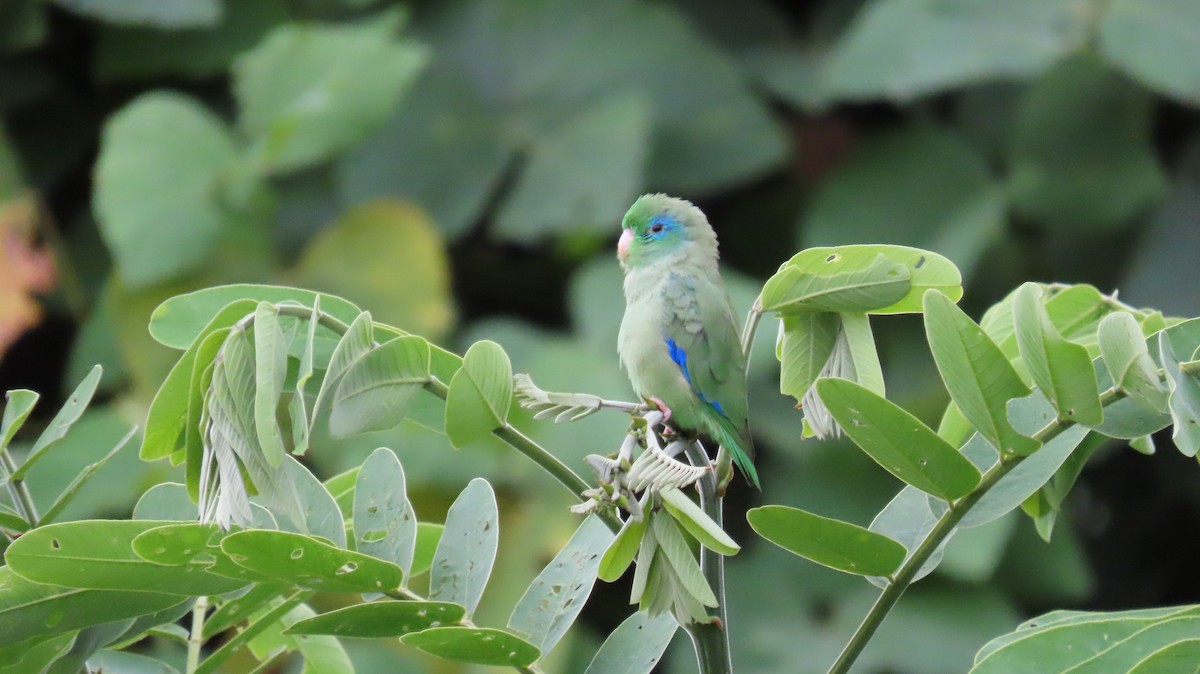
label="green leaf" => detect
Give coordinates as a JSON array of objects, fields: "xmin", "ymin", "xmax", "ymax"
[
  {"xmin": 289, "ymin": 296, "xmax": 320, "ymax": 456},
  {"xmin": 971, "ymin": 605, "xmax": 1200, "ymax": 673},
  {"xmin": 400, "ymin": 627, "xmax": 540, "ymax": 668},
  {"xmin": 650, "ymin": 513, "xmax": 717, "ymax": 608},
  {"xmin": 330, "ymin": 336, "xmax": 431, "ymax": 437},
  {"xmin": 8, "ymin": 365, "xmax": 101, "ymax": 480},
  {"xmin": 429, "ymin": 478, "xmax": 498, "ymax": 617},
  {"xmin": 202, "ymin": 583, "xmax": 287, "ymax": 640},
  {"xmin": 777, "ymin": 311, "xmax": 839, "ymax": 402},
  {"xmin": 279, "ymin": 455, "xmax": 346, "ymax": 548},
  {"xmin": 598, "ymin": 516, "xmax": 647, "ymax": 583},
  {"xmin": 86, "ymin": 650, "xmax": 180, "ymax": 674},
  {"xmin": 1100, "ymin": 0, "xmax": 1200, "ymax": 107},
  {"xmin": 221, "ymin": 529, "xmax": 404, "ymax": 593},
  {"xmin": 243, "ymin": 602, "xmax": 352, "ymax": 674},
  {"xmin": 310, "ymin": 312, "xmax": 374, "ymax": 438},
  {"xmin": 866, "ymin": 486, "xmax": 950, "ymax": 589},
  {"xmin": 284, "ymin": 600, "xmax": 466, "ymax": 638},
  {"xmin": 94, "ymin": 92, "xmax": 242, "ymax": 286},
  {"xmin": 5, "ymin": 520, "xmax": 245, "ymax": 595},
  {"xmin": 816, "ymin": 378, "xmax": 981, "ymax": 500},
  {"xmin": 496, "ymin": 92, "xmax": 652, "ymax": 243},
  {"xmin": 777, "ymin": 245, "xmax": 963, "ymax": 314},
  {"xmin": 325, "ymin": 467, "xmax": 358, "ymax": 520},
  {"xmin": 132, "ymin": 483, "xmax": 194, "ymax": 521},
  {"xmin": 747, "ymin": 505, "xmax": 906, "ymax": 577},
  {"xmin": 0, "ymin": 389, "xmax": 38, "ymax": 451},
  {"xmin": 445, "ymin": 341, "xmax": 513, "ymax": 448},
  {"xmin": 353, "ymin": 448, "xmax": 417, "ymax": 576},
  {"xmin": 0, "ymin": 568, "xmax": 182, "ymax": 648},
  {"xmin": 1099, "ymin": 311, "xmax": 1168, "ymax": 412},
  {"xmin": 150, "ymin": 285, "xmax": 362, "ymax": 350},
  {"xmin": 233, "ymin": 15, "xmax": 427, "ymax": 172},
  {"xmin": 761, "ymin": 253, "xmax": 911, "ymax": 314},
  {"xmin": 659, "ymin": 487, "xmax": 739, "ymax": 555},
  {"xmin": 1158, "ymin": 333, "xmax": 1200, "ymax": 457},
  {"xmin": 0, "ymin": 634, "xmax": 74, "ymax": 673},
  {"xmin": 841, "ymin": 312, "xmax": 885, "ymax": 395},
  {"xmin": 509, "ymin": 515, "xmax": 614, "ymax": 654},
  {"xmin": 803, "ymin": 125, "xmax": 1002, "ymax": 278},
  {"xmin": 924, "ymin": 290, "xmax": 1039, "ymax": 456},
  {"xmin": 823, "ymin": 0, "xmax": 1084, "ymax": 101},
  {"xmin": 252, "ymin": 303, "xmax": 287, "ymax": 467},
  {"xmin": 1012, "ymin": 283, "xmax": 1103, "ymax": 425},
  {"xmin": 47, "ymin": 0, "xmax": 220, "ymax": 28},
  {"xmin": 958, "ymin": 425, "xmax": 1090, "ymax": 528},
  {"xmin": 1128, "ymin": 638, "xmax": 1200, "ymax": 673},
  {"xmin": 141, "ymin": 299, "xmax": 257, "ymax": 461},
  {"xmin": 1009, "ymin": 55, "xmax": 1167, "ymax": 231},
  {"xmin": 185, "ymin": 328, "xmax": 229, "ymax": 499},
  {"xmin": 290, "ymin": 200, "xmax": 455, "ymax": 339},
  {"xmin": 584, "ymin": 611, "xmax": 677, "ymax": 674}
]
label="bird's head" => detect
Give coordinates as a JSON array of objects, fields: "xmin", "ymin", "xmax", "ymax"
[{"xmin": 617, "ymin": 194, "xmax": 718, "ymax": 270}]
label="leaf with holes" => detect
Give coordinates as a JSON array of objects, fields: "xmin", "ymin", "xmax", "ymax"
[
  {"xmin": 5, "ymin": 520, "xmax": 245, "ymax": 595},
  {"xmin": 509, "ymin": 516, "xmax": 613, "ymax": 654},
  {"xmin": 773, "ymin": 245, "xmax": 962, "ymax": 315},
  {"xmin": 401, "ymin": 627, "xmax": 540, "ymax": 668},
  {"xmin": 353, "ymin": 448, "xmax": 417, "ymax": 576},
  {"xmin": 747, "ymin": 505, "xmax": 906, "ymax": 577},
  {"xmin": 285, "ymin": 600, "xmax": 465, "ymax": 638},
  {"xmin": 429, "ymin": 478, "xmax": 498, "ymax": 617},
  {"xmin": 761, "ymin": 253, "xmax": 911, "ymax": 314},
  {"xmin": 221, "ymin": 529, "xmax": 404, "ymax": 593},
  {"xmin": 445, "ymin": 341, "xmax": 513, "ymax": 448},
  {"xmin": 585, "ymin": 610, "xmax": 678, "ymax": 674},
  {"xmin": 816, "ymin": 378, "xmax": 981, "ymax": 501}
]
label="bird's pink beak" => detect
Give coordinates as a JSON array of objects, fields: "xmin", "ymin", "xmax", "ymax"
[{"xmin": 617, "ymin": 228, "xmax": 633, "ymax": 261}]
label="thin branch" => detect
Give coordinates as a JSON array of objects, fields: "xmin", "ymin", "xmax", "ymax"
[
  {"xmin": 423, "ymin": 377, "xmax": 622, "ymax": 533},
  {"xmin": 187, "ymin": 596, "xmax": 209, "ymax": 674},
  {"xmin": 0, "ymin": 451, "xmax": 38, "ymax": 525},
  {"xmin": 681, "ymin": 440, "xmax": 732, "ymax": 674}
]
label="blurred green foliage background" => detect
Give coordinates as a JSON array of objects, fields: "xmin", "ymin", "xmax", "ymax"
[{"xmin": 2, "ymin": 0, "xmax": 1200, "ymax": 671}]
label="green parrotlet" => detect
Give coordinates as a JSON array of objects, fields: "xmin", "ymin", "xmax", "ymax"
[{"xmin": 616, "ymin": 194, "xmax": 758, "ymax": 488}]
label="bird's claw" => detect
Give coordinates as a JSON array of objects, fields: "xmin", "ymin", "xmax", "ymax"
[{"xmin": 648, "ymin": 396, "xmax": 673, "ymax": 424}]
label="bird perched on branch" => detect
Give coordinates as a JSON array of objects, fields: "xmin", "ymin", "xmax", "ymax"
[{"xmin": 616, "ymin": 194, "xmax": 758, "ymax": 488}]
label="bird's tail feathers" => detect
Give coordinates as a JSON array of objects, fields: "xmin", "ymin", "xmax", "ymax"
[{"xmin": 708, "ymin": 408, "xmax": 759, "ymax": 489}]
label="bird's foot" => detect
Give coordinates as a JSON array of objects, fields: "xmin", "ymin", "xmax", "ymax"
[{"xmin": 648, "ymin": 396, "xmax": 673, "ymax": 424}]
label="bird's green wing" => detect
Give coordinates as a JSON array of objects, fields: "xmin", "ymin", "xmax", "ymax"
[{"xmin": 662, "ymin": 272, "xmax": 758, "ymax": 487}]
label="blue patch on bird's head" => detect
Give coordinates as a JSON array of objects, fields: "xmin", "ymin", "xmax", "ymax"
[{"xmin": 644, "ymin": 213, "xmax": 679, "ymax": 241}]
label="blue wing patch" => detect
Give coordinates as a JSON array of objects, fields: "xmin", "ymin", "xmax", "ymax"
[
  {"xmin": 665, "ymin": 338, "xmax": 726, "ymax": 417},
  {"xmin": 666, "ymin": 338, "xmax": 692, "ymax": 384}
]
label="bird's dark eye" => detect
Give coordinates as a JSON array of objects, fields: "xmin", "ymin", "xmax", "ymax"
[{"xmin": 650, "ymin": 223, "xmax": 664, "ymax": 234}]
